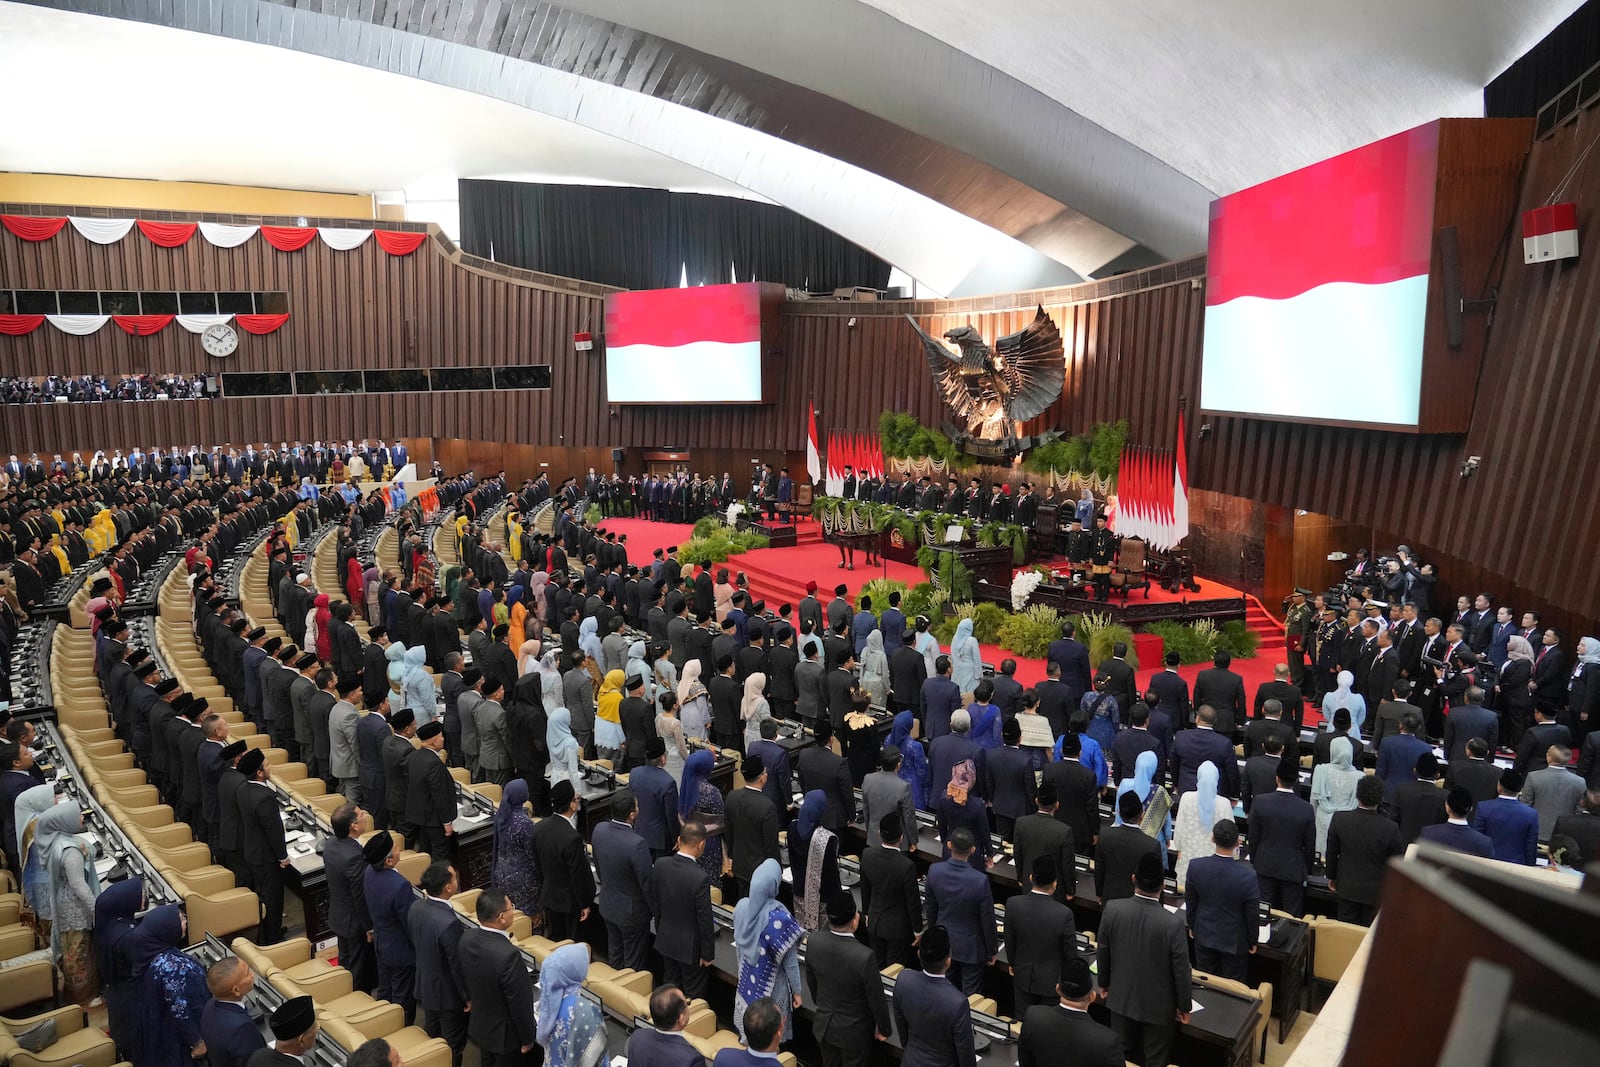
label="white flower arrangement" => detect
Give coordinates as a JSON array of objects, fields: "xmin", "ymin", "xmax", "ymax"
[
  {"xmin": 724, "ymin": 502, "xmax": 746, "ymax": 526},
  {"xmin": 1011, "ymin": 568, "xmax": 1044, "ymax": 611}
]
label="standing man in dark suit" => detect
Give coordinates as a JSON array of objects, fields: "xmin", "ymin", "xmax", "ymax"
[
  {"xmin": 1514, "ymin": 706, "xmax": 1572, "ymax": 777},
  {"xmin": 859, "ymin": 814, "xmax": 922, "ymax": 967},
  {"xmin": 405, "ymin": 723, "xmax": 456, "ymax": 860},
  {"xmin": 1012, "ymin": 783, "xmax": 1078, "ymax": 903},
  {"xmin": 1245, "ymin": 699, "xmax": 1297, "ymax": 760},
  {"xmin": 1247, "ymin": 760, "xmax": 1317, "ymax": 915},
  {"xmin": 920, "ymin": 655, "xmax": 964, "ymax": 740},
  {"xmin": 806, "ymin": 892, "xmax": 892, "ymax": 1067},
  {"xmin": 1446, "ymin": 736, "xmax": 1503, "ymax": 804},
  {"xmin": 530, "ymin": 780, "xmax": 595, "ymax": 940},
  {"xmin": 1325, "ymin": 775, "xmax": 1401, "ymax": 925},
  {"xmin": 1005, "ymin": 857, "xmax": 1077, "ymax": 1010},
  {"xmin": 625, "ymin": 986, "xmax": 707, "ymax": 1067},
  {"xmin": 925, "ymin": 828, "xmax": 997, "ymax": 996},
  {"xmin": 199, "ymin": 957, "xmax": 267, "ymax": 1067},
  {"xmin": 1241, "ymin": 735, "xmax": 1287, "ymax": 814},
  {"xmin": 796, "ymin": 719, "xmax": 855, "ymax": 831},
  {"xmin": 362, "ymin": 831, "xmax": 417, "ymax": 1025},
  {"xmin": 725, "ymin": 755, "xmax": 783, "ymax": 901},
  {"xmin": 984, "ymin": 717, "xmax": 1035, "ymax": 841},
  {"xmin": 1393, "ymin": 752, "xmax": 1448, "ymax": 846},
  {"xmin": 1312, "ymin": 708, "xmax": 1356, "ymax": 769},
  {"xmin": 1183, "ymin": 820, "xmax": 1259, "ymax": 981},
  {"xmin": 1097, "ymin": 853, "xmax": 1192, "ymax": 1067},
  {"xmin": 409, "ymin": 862, "xmax": 470, "ymax": 1065},
  {"xmin": 649, "ymin": 822, "xmax": 716, "ymax": 999},
  {"xmin": 1172, "ymin": 705, "xmax": 1239, "ymax": 796},
  {"xmin": 1532, "ymin": 628, "xmax": 1570, "ymax": 722},
  {"xmin": 382, "ymin": 709, "xmax": 418, "ymax": 841},
  {"xmin": 1016, "ymin": 956, "xmax": 1123, "ymax": 1067},
  {"xmin": 1096, "ymin": 793, "xmax": 1161, "ymax": 903},
  {"xmin": 629, "ymin": 738, "xmax": 680, "ymax": 857},
  {"xmin": 1253, "ymin": 662, "xmax": 1305, "ymax": 731},
  {"xmin": 1046, "ymin": 621, "xmax": 1093, "ymax": 709},
  {"xmin": 747, "ymin": 719, "xmax": 794, "ymax": 830},
  {"xmin": 1042, "ymin": 733, "xmax": 1101, "ymax": 855},
  {"xmin": 1098, "ymin": 644, "xmax": 1138, "ymax": 724},
  {"xmin": 892, "ymin": 927, "xmax": 976, "ymax": 1067},
  {"xmin": 1444, "ymin": 686, "xmax": 1498, "ymax": 763},
  {"xmin": 457, "ymin": 889, "xmax": 539, "ymax": 1066},
  {"xmin": 324, "ymin": 803, "xmax": 377, "ymax": 993},
  {"xmin": 1147, "ymin": 653, "xmax": 1192, "ymax": 730},
  {"xmin": 888, "ymin": 633, "xmax": 928, "ymax": 715},
  {"xmin": 592, "ymin": 789, "xmax": 655, "ymax": 972},
  {"xmin": 767, "ymin": 625, "xmax": 800, "ymax": 721},
  {"xmin": 1112, "ymin": 704, "xmax": 1164, "ymax": 786},
  {"xmin": 1193, "ymin": 653, "xmax": 1247, "ymax": 737},
  {"xmin": 1375, "ymin": 710, "xmax": 1432, "ymax": 798},
  {"xmin": 249, "ymin": 996, "xmax": 320, "ymax": 1067},
  {"xmin": 235, "ymin": 748, "xmax": 289, "ymax": 944},
  {"xmin": 1418, "ymin": 788, "xmax": 1497, "ymax": 858}
]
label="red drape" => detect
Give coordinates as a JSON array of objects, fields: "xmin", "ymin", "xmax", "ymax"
[
  {"xmin": 374, "ymin": 230, "xmax": 427, "ymax": 255},
  {"xmin": 234, "ymin": 313, "xmax": 289, "ymax": 334},
  {"xmin": 0, "ymin": 216, "xmax": 67, "ymax": 242},
  {"xmin": 260, "ymin": 226, "xmax": 317, "ymax": 251},
  {"xmin": 135, "ymin": 220, "xmax": 197, "ymax": 247},
  {"xmin": 0, "ymin": 314, "xmax": 46, "ymax": 335},
  {"xmin": 112, "ymin": 314, "xmax": 175, "ymax": 335}
]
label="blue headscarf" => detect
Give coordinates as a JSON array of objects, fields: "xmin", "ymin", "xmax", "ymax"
[
  {"xmin": 733, "ymin": 859, "xmax": 786, "ymax": 967},
  {"xmin": 1195, "ymin": 760, "xmax": 1220, "ymax": 829},
  {"xmin": 1114, "ymin": 750, "xmax": 1160, "ymax": 825},
  {"xmin": 889, "ymin": 710, "xmax": 916, "ymax": 751},
  {"xmin": 496, "ymin": 779, "xmax": 530, "ymax": 839},
  {"xmin": 680, "ymin": 749, "xmax": 715, "ymax": 821},
  {"xmin": 95, "ymin": 876, "xmax": 145, "ymax": 980},
  {"xmin": 796, "ymin": 790, "xmax": 827, "ymax": 846},
  {"xmin": 535, "ymin": 942, "xmax": 590, "ymax": 1045},
  {"xmin": 547, "ymin": 708, "xmax": 578, "ymax": 768},
  {"xmin": 126, "ymin": 904, "xmax": 186, "ymax": 977},
  {"xmin": 952, "ymin": 618, "xmax": 975, "ymax": 652}
]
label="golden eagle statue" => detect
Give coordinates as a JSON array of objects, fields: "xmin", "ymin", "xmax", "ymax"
[{"xmin": 906, "ymin": 307, "xmax": 1064, "ymax": 441}]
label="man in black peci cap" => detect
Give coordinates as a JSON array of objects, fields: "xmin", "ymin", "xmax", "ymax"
[
  {"xmin": 1096, "ymin": 852, "xmax": 1192, "ymax": 1067},
  {"xmin": 407, "ymin": 721, "xmax": 456, "ymax": 860},
  {"xmin": 805, "ymin": 890, "xmax": 891, "ymax": 1066},
  {"xmin": 246, "ymin": 994, "xmax": 318, "ymax": 1065},
  {"xmin": 363, "ymin": 830, "xmax": 418, "ymax": 1025},
  {"xmin": 236, "ymin": 747, "xmax": 290, "ymax": 944},
  {"xmin": 1016, "ymin": 954, "xmax": 1122, "ymax": 1067},
  {"xmin": 892, "ymin": 925, "xmax": 974, "ymax": 1067}
]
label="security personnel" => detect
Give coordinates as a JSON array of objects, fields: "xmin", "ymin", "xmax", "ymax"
[{"xmin": 1284, "ymin": 588, "xmax": 1313, "ymax": 691}]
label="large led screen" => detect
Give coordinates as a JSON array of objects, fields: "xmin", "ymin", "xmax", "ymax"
[
  {"xmin": 1200, "ymin": 122, "xmax": 1440, "ymax": 427},
  {"xmin": 604, "ymin": 283, "xmax": 765, "ymax": 403}
]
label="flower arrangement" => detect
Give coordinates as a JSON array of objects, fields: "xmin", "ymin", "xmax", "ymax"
[{"xmin": 1011, "ymin": 568, "xmax": 1044, "ymax": 610}]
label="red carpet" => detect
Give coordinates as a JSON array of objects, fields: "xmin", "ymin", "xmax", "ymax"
[{"xmin": 593, "ymin": 516, "xmax": 1302, "ymax": 717}]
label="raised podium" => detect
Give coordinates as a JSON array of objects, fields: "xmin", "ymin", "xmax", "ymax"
[{"xmin": 926, "ymin": 542, "xmax": 1014, "ymax": 590}]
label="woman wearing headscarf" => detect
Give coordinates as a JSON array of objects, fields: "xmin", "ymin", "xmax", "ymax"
[
  {"xmin": 1499, "ymin": 635, "xmax": 1537, "ymax": 746},
  {"xmin": 657, "ymin": 692, "xmax": 688, "ymax": 783},
  {"xmin": 888, "ymin": 710, "xmax": 931, "ymax": 808},
  {"xmin": 578, "ymin": 617, "xmax": 604, "ymax": 673},
  {"xmin": 385, "ymin": 640, "xmax": 410, "ymax": 698},
  {"xmin": 1113, "ymin": 749, "xmax": 1173, "ymax": 852},
  {"xmin": 1311, "ymin": 736, "xmax": 1364, "ymax": 855},
  {"xmin": 935, "ymin": 759, "xmax": 991, "ymax": 870},
  {"xmin": 13, "ymin": 783, "xmax": 56, "ymax": 915},
  {"xmin": 492, "ymin": 779, "xmax": 543, "ymax": 922},
  {"xmin": 528, "ymin": 571, "xmax": 550, "ymax": 629},
  {"xmin": 1172, "ymin": 761, "xmax": 1233, "ymax": 889},
  {"xmin": 680, "ymin": 749, "xmax": 725, "ymax": 881},
  {"xmin": 95, "ymin": 877, "xmax": 145, "ymax": 1055},
  {"xmin": 677, "ymin": 659, "xmax": 711, "ymax": 742},
  {"xmin": 537, "ymin": 649, "xmax": 564, "ymax": 712},
  {"xmin": 741, "ymin": 672, "xmax": 771, "ymax": 749},
  {"xmin": 547, "ymin": 708, "xmax": 582, "ymax": 787},
  {"xmin": 732, "ymin": 859, "xmax": 803, "ymax": 1044},
  {"xmin": 626, "ymin": 640, "xmax": 655, "ymax": 703},
  {"xmin": 508, "ymin": 585, "xmax": 528, "ymax": 644},
  {"xmin": 714, "ymin": 569, "xmax": 736, "ymax": 622},
  {"xmin": 518, "ymin": 639, "xmax": 543, "ymax": 678},
  {"xmin": 789, "ymin": 791, "xmax": 841, "ymax": 931},
  {"xmin": 595, "ymin": 669, "xmax": 627, "ymax": 763},
  {"xmin": 950, "ymin": 617, "xmax": 983, "ymax": 701},
  {"xmin": 1570, "ymin": 636, "xmax": 1600, "ymax": 746},
  {"xmin": 402, "ymin": 644, "xmax": 436, "ymax": 718},
  {"xmin": 1321, "ymin": 669, "xmax": 1367, "ymax": 739},
  {"xmin": 125, "ymin": 905, "xmax": 210, "ymax": 1067},
  {"xmin": 536, "ymin": 942, "xmax": 606, "ymax": 1067},
  {"xmin": 859, "ymin": 629, "xmax": 889, "ymax": 709},
  {"xmin": 309, "ymin": 593, "xmax": 332, "ymax": 662},
  {"xmin": 38, "ymin": 805, "xmax": 102, "ymax": 1002},
  {"xmin": 364, "ymin": 564, "xmax": 383, "ymax": 625}
]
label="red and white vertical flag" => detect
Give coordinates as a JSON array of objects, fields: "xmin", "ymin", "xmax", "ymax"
[
  {"xmin": 1173, "ymin": 409, "xmax": 1190, "ymax": 546},
  {"xmin": 806, "ymin": 408, "xmax": 822, "ymax": 486}
]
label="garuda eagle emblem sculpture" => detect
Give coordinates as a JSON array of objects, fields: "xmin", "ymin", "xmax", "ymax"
[{"xmin": 906, "ymin": 306, "xmax": 1065, "ymax": 442}]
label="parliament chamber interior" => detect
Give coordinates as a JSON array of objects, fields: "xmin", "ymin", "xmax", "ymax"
[{"xmin": 3, "ymin": 2, "xmax": 1600, "ymax": 1066}]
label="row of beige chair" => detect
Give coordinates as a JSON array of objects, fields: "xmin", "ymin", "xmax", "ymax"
[
  {"xmin": 49, "ymin": 617, "xmax": 263, "ymax": 947},
  {"xmin": 0, "ymin": 1003, "xmax": 131, "ymax": 1067},
  {"xmin": 0, "ymin": 895, "xmax": 54, "ymax": 1017},
  {"xmin": 232, "ymin": 937, "xmax": 449, "ymax": 1067}
]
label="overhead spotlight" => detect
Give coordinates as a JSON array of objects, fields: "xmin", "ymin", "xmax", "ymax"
[{"xmin": 847, "ymin": 317, "xmax": 857, "ymax": 328}]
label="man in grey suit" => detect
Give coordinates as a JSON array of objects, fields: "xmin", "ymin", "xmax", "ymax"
[
  {"xmin": 1520, "ymin": 744, "xmax": 1586, "ymax": 840},
  {"xmin": 861, "ymin": 747, "xmax": 918, "ymax": 851},
  {"xmin": 805, "ymin": 892, "xmax": 892, "ymax": 1067},
  {"xmin": 1097, "ymin": 852, "xmax": 1192, "ymax": 1067}
]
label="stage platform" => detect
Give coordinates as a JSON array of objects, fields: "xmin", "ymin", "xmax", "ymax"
[{"xmin": 587, "ymin": 516, "xmax": 1294, "ymax": 701}]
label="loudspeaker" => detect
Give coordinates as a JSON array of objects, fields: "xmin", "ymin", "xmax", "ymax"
[{"xmin": 611, "ymin": 448, "xmax": 625, "ymax": 463}]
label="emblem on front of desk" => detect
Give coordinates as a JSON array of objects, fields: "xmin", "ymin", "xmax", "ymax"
[{"xmin": 888, "ymin": 527, "xmax": 906, "ymax": 549}]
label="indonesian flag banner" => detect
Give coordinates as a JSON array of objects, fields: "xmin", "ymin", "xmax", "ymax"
[
  {"xmin": 0, "ymin": 313, "xmax": 287, "ymax": 337},
  {"xmin": 1173, "ymin": 409, "xmax": 1190, "ymax": 547},
  {"xmin": 806, "ymin": 408, "xmax": 822, "ymax": 486},
  {"xmin": 1110, "ymin": 411, "xmax": 1189, "ymax": 549},
  {"xmin": 0, "ymin": 214, "xmax": 429, "ymax": 255},
  {"xmin": 824, "ymin": 431, "xmax": 844, "ymax": 497}
]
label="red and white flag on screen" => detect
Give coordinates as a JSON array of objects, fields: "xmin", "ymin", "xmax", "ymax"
[
  {"xmin": 1173, "ymin": 410, "xmax": 1189, "ymax": 546},
  {"xmin": 806, "ymin": 409, "xmax": 821, "ymax": 486}
]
